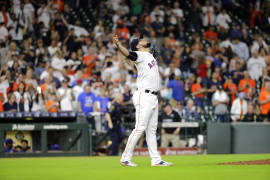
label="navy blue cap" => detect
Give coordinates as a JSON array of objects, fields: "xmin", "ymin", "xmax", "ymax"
[
  {"xmin": 130, "ymin": 34, "xmax": 144, "ymax": 51},
  {"xmin": 5, "ymin": 138, "xmax": 13, "ymax": 144}
]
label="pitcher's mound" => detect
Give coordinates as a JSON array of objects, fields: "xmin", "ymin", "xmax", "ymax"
[{"xmin": 219, "ymin": 159, "xmax": 270, "ymax": 165}]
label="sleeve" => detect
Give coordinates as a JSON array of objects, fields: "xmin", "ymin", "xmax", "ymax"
[{"xmin": 127, "ymin": 51, "xmax": 138, "ymax": 61}]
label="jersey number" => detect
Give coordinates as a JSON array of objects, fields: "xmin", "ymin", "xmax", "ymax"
[{"xmin": 148, "ymin": 60, "xmax": 157, "ymax": 69}]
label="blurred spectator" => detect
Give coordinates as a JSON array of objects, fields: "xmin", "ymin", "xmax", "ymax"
[
  {"xmin": 167, "ymin": 75, "xmax": 184, "ymax": 107},
  {"xmin": 105, "ymin": 93, "xmax": 124, "ymax": 155},
  {"xmin": 160, "ymin": 103, "xmax": 181, "ymax": 148},
  {"xmin": 212, "ymin": 85, "xmax": 229, "ymax": 122},
  {"xmin": 77, "ymin": 85, "xmax": 96, "ymax": 116},
  {"xmin": 215, "ymin": 9, "xmax": 231, "ymax": 31},
  {"xmin": 14, "ymin": 82, "xmax": 28, "ymax": 112},
  {"xmin": 238, "ymin": 71, "xmax": 256, "ymax": 94},
  {"xmin": 3, "ymin": 93, "xmax": 17, "ymax": 112},
  {"xmin": 242, "ymin": 103, "xmax": 258, "ymax": 122},
  {"xmin": 230, "ymin": 92, "xmax": 248, "ymax": 122},
  {"xmin": 203, "ymin": 26, "xmax": 218, "ymax": 42},
  {"xmin": 202, "ymin": 0, "xmax": 216, "ymax": 27},
  {"xmin": 192, "ymin": 77, "xmax": 206, "ymax": 108},
  {"xmin": 122, "ymin": 85, "xmax": 132, "ymax": 105},
  {"xmin": 45, "ymin": 93, "xmax": 59, "ymax": 112},
  {"xmin": 4, "ymin": 138, "xmax": 14, "ymax": 153},
  {"xmin": 7, "ymin": 12, "xmax": 24, "ymax": 42},
  {"xmin": 0, "ymin": 22, "xmax": 8, "ymax": 42},
  {"xmin": 95, "ymin": 88, "xmax": 110, "ymax": 114},
  {"xmin": 20, "ymin": 139, "xmax": 32, "ymax": 153},
  {"xmin": 258, "ymin": 80, "xmax": 270, "ymax": 121},
  {"xmin": 247, "ymin": 49, "xmax": 266, "ymax": 81},
  {"xmin": 223, "ymin": 76, "xmax": 238, "ymax": 103},
  {"xmin": 57, "ymin": 78, "xmax": 74, "ymax": 111},
  {"xmin": 232, "ymin": 37, "xmax": 249, "ymax": 61},
  {"xmin": 182, "ymin": 99, "xmax": 200, "ymax": 122}
]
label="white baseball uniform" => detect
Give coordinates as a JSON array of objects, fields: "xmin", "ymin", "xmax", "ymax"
[{"xmin": 120, "ymin": 51, "xmax": 162, "ymax": 165}]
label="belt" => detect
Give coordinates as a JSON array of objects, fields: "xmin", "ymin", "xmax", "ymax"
[{"xmin": 144, "ymin": 89, "xmax": 158, "ymax": 95}]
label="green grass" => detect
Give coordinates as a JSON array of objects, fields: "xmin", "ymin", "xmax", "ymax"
[{"xmin": 0, "ymin": 154, "xmax": 270, "ymax": 180}]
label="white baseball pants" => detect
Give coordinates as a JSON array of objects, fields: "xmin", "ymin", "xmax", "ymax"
[{"xmin": 120, "ymin": 90, "xmax": 161, "ymax": 165}]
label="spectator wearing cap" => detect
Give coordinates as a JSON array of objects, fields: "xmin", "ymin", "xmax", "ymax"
[
  {"xmin": 4, "ymin": 138, "xmax": 14, "ymax": 153},
  {"xmin": 57, "ymin": 78, "xmax": 74, "ymax": 111},
  {"xmin": 230, "ymin": 92, "xmax": 248, "ymax": 122},
  {"xmin": 212, "ymin": 85, "xmax": 229, "ymax": 122},
  {"xmin": 3, "ymin": 93, "xmax": 17, "ymax": 112},
  {"xmin": 258, "ymin": 80, "xmax": 270, "ymax": 121},
  {"xmin": 247, "ymin": 49, "xmax": 266, "ymax": 81},
  {"xmin": 238, "ymin": 71, "xmax": 256, "ymax": 94},
  {"xmin": 160, "ymin": 103, "xmax": 181, "ymax": 148}
]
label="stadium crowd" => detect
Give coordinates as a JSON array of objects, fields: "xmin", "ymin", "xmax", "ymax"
[{"xmin": 0, "ymin": 0, "xmax": 269, "ymax": 127}]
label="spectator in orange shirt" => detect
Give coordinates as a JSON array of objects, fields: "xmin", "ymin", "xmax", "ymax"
[
  {"xmin": 114, "ymin": 20, "xmax": 130, "ymax": 41},
  {"xmin": 223, "ymin": 76, "xmax": 238, "ymax": 103},
  {"xmin": 238, "ymin": 71, "xmax": 256, "ymax": 94},
  {"xmin": 258, "ymin": 80, "xmax": 270, "ymax": 122},
  {"xmin": 191, "ymin": 76, "xmax": 206, "ymax": 108},
  {"xmin": 203, "ymin": 26, "xmax": 218, "ymax": 42},
  {"xmin": 46, "ymin": 93, "xmax": 59, "ymax": 112},
  {"xmin": 83, "ymin": 47, "xmax": 98, "ymax": 75},
  {"xmin": 0, "ymin": 93, "xmax": 4, "ymax": 112}
]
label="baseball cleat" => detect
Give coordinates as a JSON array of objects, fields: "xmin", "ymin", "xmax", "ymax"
[
  {"xmin": 152, "ymin": 161, "xmax": 173, "ymax": 167},
  {"xmin": 120, "ymin": 161, "xmax": 138, "ymax": 167}
]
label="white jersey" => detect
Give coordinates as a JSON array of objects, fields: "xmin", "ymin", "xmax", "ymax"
[{"xmin": 133, "ymin": 51, "xmax": 160, "ymax": 92}]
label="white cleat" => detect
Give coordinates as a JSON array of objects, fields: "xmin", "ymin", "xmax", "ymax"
[
  {"xmin": 120, "ymin": 161, "xmax": 138, "ymax": 167},
  {"xmin": 152, "ymin": 161, "xmax": 173, "ymax": 167}
]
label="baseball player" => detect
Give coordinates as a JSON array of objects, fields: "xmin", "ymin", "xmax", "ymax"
[{"xmin": 113, "ymin": 34, "xmax": 173, "ymax": 167}]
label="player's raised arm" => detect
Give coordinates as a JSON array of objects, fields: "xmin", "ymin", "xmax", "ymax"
[{"xmin": 113, "ymin": 35, "xmax": 137, "ymax": 61}]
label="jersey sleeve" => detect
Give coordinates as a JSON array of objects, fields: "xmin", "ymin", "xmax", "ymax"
[
  {"xmin": 128, "ymin": 51, "xmax": 144, "ymax": 63},
  {"xmin": 127, "ymin": 51, "xmax": 138, "ymax": 61}
]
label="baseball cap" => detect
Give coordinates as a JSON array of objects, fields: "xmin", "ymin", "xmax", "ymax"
[
  {"xmin": 130, "ymin": 34, "xmax": 144, "ymax": 51},
  {"xmin": 76, "ymin": 79, "xmax": 83, "ymax": 84},
  {"xmin": 5, "ymin": 138, "xmax": 13, "ymax": 144}
]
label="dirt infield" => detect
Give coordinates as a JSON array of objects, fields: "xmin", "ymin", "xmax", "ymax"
[{"xmin": 219, "ymin": 159, "xmax": 270, "ymax": 165}]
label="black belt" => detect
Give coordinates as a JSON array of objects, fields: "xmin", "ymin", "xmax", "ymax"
[{"xmin": 144, "ymin": 89, "xmax": 158, "ymax": 95}]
